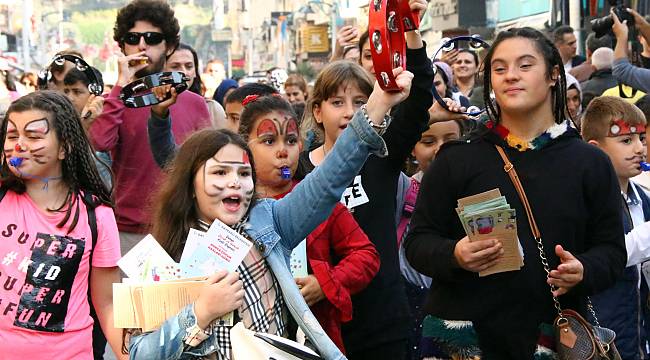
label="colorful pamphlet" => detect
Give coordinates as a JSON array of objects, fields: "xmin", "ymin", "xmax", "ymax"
[{"xmin": 456, "ymin": 189, "xmax": 524, "ymax": 276}]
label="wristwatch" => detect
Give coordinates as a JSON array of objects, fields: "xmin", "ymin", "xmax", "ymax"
[
  {"xmin": 183, "ymin": 307, "xmax": 212, "ymax": 347},
  {"xmin": 183, "ymin": 322, "xmax": 211, "ymax": 347},
  {"xmin": 360, "ymin": 104, "xmax": 392, "ymax": 136}
]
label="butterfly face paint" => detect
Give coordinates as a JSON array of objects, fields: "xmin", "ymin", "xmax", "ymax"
[
  {"xmin": 3, "ymin": 110, "xmax": 63, "ymax": 187},
  {"xmin": 193, "ymin": 144, "xmax": 255, "ymax": 226},
  {"xmin": 248, "ymin": 111, "xmax": 300, "ymax": 190}
]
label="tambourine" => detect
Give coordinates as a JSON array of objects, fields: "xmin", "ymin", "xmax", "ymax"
[
  {"xmin": 37, "ymin": 54, "xmax": 103, "ymax": 95},
  {"xmin": 368, "ymin": 0, "xmax": 420, "ymax": 91},
  {"xmin": 432, "ymin": 35, "xmax": 490, "ymax": 117},
  {"xmin": 119, "ymin": 71, "xmax": 189, "ymax": 108}
]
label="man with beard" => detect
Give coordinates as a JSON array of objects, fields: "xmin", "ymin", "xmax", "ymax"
[{"xmin": 88, "ymin": 0, "xmax": 210, "ymax": 254}]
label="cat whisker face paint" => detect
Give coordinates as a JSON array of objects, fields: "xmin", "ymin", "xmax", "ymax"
[
  {"xmin": 3, "ymin": 110, "xmax": 64, "ymax": 186},
  {"xmin": 193, "ymin": 144, "xmax": 256, "ymax": 226}
]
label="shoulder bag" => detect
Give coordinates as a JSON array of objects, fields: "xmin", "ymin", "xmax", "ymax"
[{"xmin": 495, "ymin": 145, "xmax": 621, "ymax": 360}]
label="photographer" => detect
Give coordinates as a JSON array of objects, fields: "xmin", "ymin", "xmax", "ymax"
[{"xmin": 612, "ymin": 7, "xmax": 650, "ymax": 92}]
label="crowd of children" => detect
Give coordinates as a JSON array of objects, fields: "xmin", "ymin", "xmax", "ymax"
[{"xmin": 2, "ymin": 0, "xmax": 650, "ymax": 360}]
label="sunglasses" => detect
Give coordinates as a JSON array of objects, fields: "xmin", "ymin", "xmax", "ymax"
[{"xmin": 123, "ymin": 32, "xmax": 165, "ymax": 46}]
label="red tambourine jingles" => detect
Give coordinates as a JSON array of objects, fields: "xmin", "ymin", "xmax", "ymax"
[{"xmin": 369, "ymin": 0, "xmax": 420, "ymax": 91}]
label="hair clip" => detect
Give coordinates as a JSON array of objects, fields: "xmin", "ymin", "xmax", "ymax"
[{"xmin": 242, "ymin": 94, "xmax": 261, "ymax": 106}]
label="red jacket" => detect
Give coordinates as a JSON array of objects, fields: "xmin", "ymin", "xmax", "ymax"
[{"xmin": 274, "ymin": 183, "xmax": 380, "ymax": 352}]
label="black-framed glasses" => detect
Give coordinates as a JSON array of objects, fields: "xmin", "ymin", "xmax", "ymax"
[{"xmin": 123, "ymin": 32, "xmax": 165, "ymax": 46}]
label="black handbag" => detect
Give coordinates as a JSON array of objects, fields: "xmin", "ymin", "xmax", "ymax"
[{"xmin": 495, "ymin": 145, "xmax": 621, "ymax": 360}]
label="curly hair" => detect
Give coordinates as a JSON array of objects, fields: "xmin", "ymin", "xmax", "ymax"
[
  {"xmin": 113, "ymin": 0, "xmax": 180, "ymax": 52},
  {"xmin": 0, "ymin": 91, "xmax": 113, "ymax": 233}
]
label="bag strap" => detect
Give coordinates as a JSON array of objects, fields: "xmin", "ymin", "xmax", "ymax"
[{"xmin": 494, "ymin": 145, "xmax": 565, "ymax": 318}]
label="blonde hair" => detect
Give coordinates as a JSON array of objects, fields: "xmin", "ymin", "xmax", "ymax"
[
  {"xmin": 301, "ymin": 61, "xmax": 373, "ymax": 143},
  {"xmin": 581, "ymin": 96, "xmax": 646, "ymax": 141}
]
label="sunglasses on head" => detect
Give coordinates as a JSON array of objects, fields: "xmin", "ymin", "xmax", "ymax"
[{"xmin": 123, "ymin": 32, "xmax": 165, "ymax": 46}]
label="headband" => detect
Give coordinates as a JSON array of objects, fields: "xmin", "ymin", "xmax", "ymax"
[
  {"xmin": 431, "ymin": 36, "xmax": 491, "ymax": 117},
  {"xmin": 368, "ymin": 0, "xmax": 420, "ymax": 91},
  {"xmin": 119, "ymin": 71, "xmax": 190, "ymax": 108},
  {"xmin": 608, "ymin": 118, "xmax": 647, "ymax": 137},
  {"xmin": 37, "ymin": 54, "xmax": 103, "ymax": 95}
]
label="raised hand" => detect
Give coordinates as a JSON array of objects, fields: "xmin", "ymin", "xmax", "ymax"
[
  {"xmin": 440, "ymin": 49, "xmax": 459, "ymax": 66},
  {"xmin": 409, "ymin": 0, "xmax": 427, "ymax": 21},
  {"xmin": 116, "ymin": 51, "xmax": 149, "ymax": 87},
  {"xmin": 611, "ymin": 8, "xmax": 629, "ymax": 41},
  {"xmin": 80, "ymin": 94, "xmax": 105, "ymax": 132},
  {"xmin": 151, "ymin": 84, "xmax": 179, "ymax": 118},
  {"xmin": 365, "ymin": 67, "xmax": 414, "ymax": 123}
]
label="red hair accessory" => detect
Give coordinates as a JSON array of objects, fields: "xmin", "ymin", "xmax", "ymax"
[
  {"xmin": 608, "ymin": 119, "xmax": 646, "ymax": 137},
  {"xmin": 242, "ymin": 94, "xmax": 260, "ymax": 106},
  {"xmin": 369, "ymin": 0, "xmax": 420, "ymax": 91}
]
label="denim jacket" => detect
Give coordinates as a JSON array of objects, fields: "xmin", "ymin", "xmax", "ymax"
[{"xmin": 128, "ymin": 110, "xmax": 388, "ymax": 360}]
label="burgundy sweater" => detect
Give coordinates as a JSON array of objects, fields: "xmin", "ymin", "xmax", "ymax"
[{"xmin": 89, "ymin": 85, "xmax": 210, "ymax": 233}]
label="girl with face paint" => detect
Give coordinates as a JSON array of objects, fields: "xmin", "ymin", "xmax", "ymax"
[
  {"xmin": 238, "ymin": 94, "xmax": 380, "ymax": 352},
  {"xmin": 131, "ymin": 66, "xmax": 413, "ymax": 360},
  {"xmin": 0, "ymin": 91, "xmax": 125, "ymax": 359}
]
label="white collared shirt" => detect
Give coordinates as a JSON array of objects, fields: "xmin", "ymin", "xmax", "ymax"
[{"xmin": 624, "ymin": 182, "xmax": 649, "ymax": 267}]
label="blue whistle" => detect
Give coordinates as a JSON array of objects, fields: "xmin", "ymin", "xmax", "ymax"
[
  {"xmin": 641, "ymin": 162, "xmax": 650, "ymax": 172},
  {"xmin": 9, "ymin": 157, "xmax": 23, "ymax": 167},
  {"xmin": 280, "ymin": 166, "xmax": 291, "ymax": 179}
]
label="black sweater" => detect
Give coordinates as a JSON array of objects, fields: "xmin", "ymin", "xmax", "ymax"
[
  {"xmin": 296, "ymin": 46, "xmax": 433, "ymax": 352},
  {"xmin": 404, "ymin": 126, "xmax": 626, "ymax": 353}
]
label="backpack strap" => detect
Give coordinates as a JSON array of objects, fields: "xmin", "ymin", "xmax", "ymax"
[{"xmin": 82, "ymin": 192, "xmax": 98, "ymax": 269}]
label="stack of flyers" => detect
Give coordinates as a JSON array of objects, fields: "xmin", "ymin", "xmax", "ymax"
[
  {"xmin": 179, "ymin": 219, "xmax": 253, "ymax": 277},
  {"xmin": 117, "ymin": 235, "xmax": 183, "ymax": 282},
  {"xmin": 456, "ymin": 189, "xmax": 524, "ymax": 276}
]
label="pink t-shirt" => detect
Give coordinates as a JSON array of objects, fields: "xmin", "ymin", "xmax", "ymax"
[{"xmin": 0, "ymin": 190, "xmax": 120, "ymax": 359}]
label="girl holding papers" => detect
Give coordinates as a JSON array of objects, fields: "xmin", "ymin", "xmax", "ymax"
[{"xmin": 127, "ymin": 68, "xmax": 413, "ymax": 359}]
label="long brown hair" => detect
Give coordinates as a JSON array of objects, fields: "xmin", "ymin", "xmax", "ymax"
[
  {"xmin": 301, "ymin": 60, "xmax": 373, "ymax": 143},
  {"xmin": 151, "ymin": 129, "xmax": 256, "ymax": 259}
]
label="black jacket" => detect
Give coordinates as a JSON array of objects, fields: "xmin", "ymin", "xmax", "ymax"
[
  {"xmin": 295, "ymin": 45, "xmax": 434, "ymax": 354},
  {"xmin": 404, "ymin": 125, "xmax": 626, "ymax": 356},
  {"xmin": 581, "ymin": 69, "xmax": 618, "ymax": 108}
]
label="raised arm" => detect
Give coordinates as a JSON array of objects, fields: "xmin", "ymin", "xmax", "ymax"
[
  {"xmin": 383, "ymin": 20, "xmax": 434, "ymax": 171},
  {"xmin": 88, "ymin": 86, "xmax": 125, "ymax": 152},
  {"xmin": 147, "ymin": 86, "xmax": 182, "ymax": 168},
  {"xmin": 271, "ymin": 69, "xmax": 413, "ymax": 248}
]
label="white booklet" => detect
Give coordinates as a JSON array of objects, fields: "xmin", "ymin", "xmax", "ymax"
[{"xmin": 180, "ymin": 219, "xmax": 253, "ymax": 277}]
